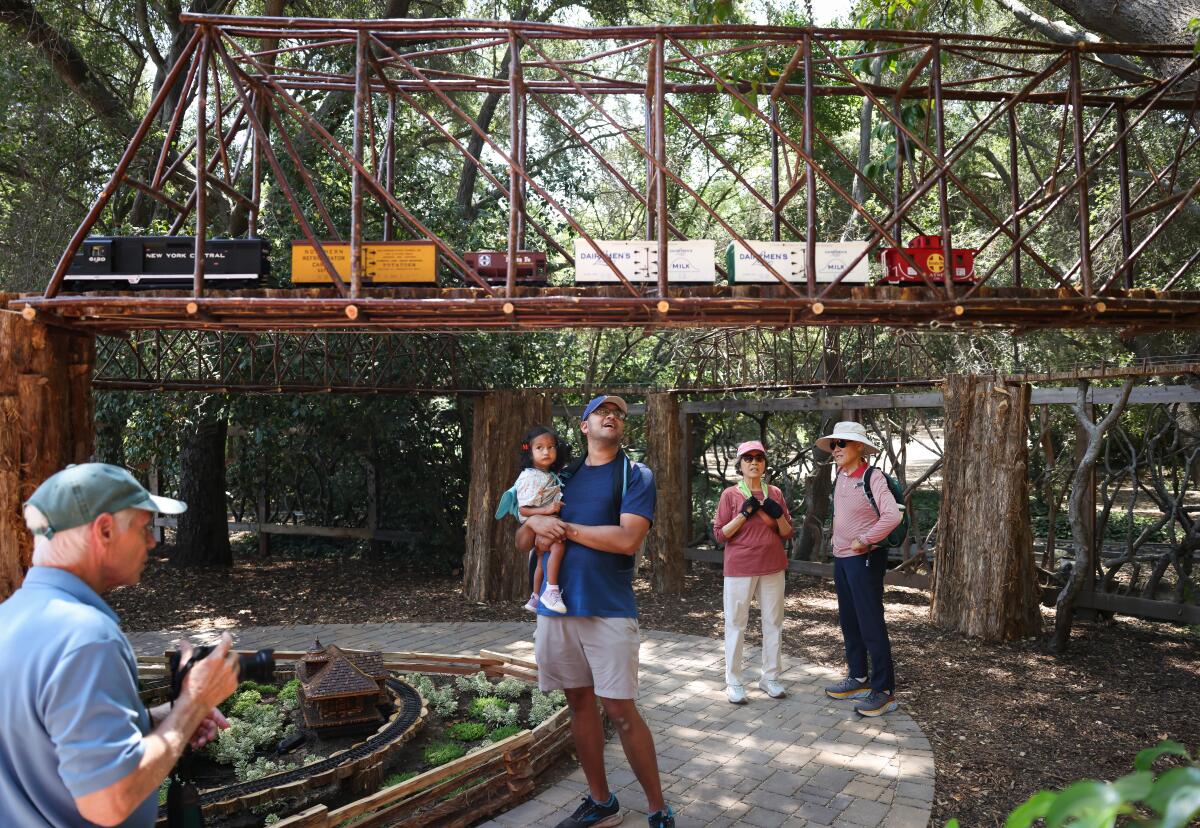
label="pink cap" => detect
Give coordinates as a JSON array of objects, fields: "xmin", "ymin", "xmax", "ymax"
[{"xmin": 736, "ymin": 440, "xmax": 766, "ymax": 458}]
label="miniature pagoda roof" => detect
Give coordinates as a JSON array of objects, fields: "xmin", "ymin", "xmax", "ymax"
[{"xmin": 299, "ymin": 643, "xmax": 386, "ymax": 701}]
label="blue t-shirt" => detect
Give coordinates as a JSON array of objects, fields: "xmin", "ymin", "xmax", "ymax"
[
  {"xmin": 0, "ymin": 567, "xmax": 156, "ymax": 827},
  {"xmin": 537, "ymin": 455, "xmax": 656, "ymax": 618}
]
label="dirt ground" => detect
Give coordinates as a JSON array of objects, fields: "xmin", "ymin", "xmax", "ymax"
[{"xmin": 109, "ymin": 553, "xmax": 1200, "ymax": 826}]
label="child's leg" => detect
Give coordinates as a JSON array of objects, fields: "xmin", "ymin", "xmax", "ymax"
[
  {"xmin": 531, "ymin": 552, "xmax": 545, "ymax": 594},
  {"xmin": 545, "ymin": 540, "xmax": 566, "ymax": 586}
]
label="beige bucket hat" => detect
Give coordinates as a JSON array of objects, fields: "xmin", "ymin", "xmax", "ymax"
[{"xmin": 815, "ymin": 421, "xmax": 882, "ymax": 455}]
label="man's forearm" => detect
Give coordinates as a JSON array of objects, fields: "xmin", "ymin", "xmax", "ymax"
[
  {"xmin": 564, "ymin": 523, "xmax": 641, "ymax": 555},
  {"xmin": 75, "ymin": 701, "xmax": 210, "ymax": 825}
]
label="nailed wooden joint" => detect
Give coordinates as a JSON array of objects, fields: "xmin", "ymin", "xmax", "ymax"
[
  {"xmin": 954, "ymin": 304, "xmax": 964, "ymax": 316},
  {"xmin": 20, "ymin": 305, "xmax": 36, "ymax": 321},
  {"xmin": 186, "ymin": 301, "xmax": 199, "ymax": 315},
  {"xmin": 1094, "ymin": 301, "xmax": 1106, "ymax": 313},
  {"xmin": 656, "ymin": 300, "xmax": 669, "ymax": 314},
  {"xmin": 502, "ymin": 302, "xmax": 515, "ymax": 314},
  {"xmin": 345, "ymin": 304, "xmax": 359, "ymax": 320},
  {"xmin": 811, "ymin": 302, "xmax": 824, "ymax": 316}
]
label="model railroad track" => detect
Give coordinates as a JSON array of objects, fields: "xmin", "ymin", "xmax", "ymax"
[{"xmin": 164, "ymin": 678, "xmax": 422, "ymax": 811}]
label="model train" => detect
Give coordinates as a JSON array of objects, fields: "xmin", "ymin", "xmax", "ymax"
[{"xmin": 61, "ymin": 234, "xmax": 976, "ymax": 289}]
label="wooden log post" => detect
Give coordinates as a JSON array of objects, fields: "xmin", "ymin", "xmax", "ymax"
[
  {"xmin": 644, "ymin": 392, "xmax": 685, "ymax": 593},
  {"xmin": 0, "ymin": 300, "xmax": 95, "ymax": 601},
  {"xmin": 463, "ymin": 390, "xmax": 550, "ymax": 602},
  {"xmin": 930, "ymin": 375, "xmax": 1041, "ymax": 640}
]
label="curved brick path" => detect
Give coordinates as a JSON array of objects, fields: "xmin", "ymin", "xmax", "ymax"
[{"xmin": 128, "ymin": 623, "xmax": 933, "ymax": 828}]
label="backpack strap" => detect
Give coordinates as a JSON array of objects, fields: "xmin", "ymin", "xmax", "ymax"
[
  {"xmin": 561, "ymin": 449, "xmax": 632, "ymax": 525},
  {"xmin": 861, "ymin": 466, "xmax": 882, "ymax": 518}
]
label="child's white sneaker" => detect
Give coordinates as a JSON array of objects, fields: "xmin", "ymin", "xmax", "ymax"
[
  {"xmin": 539, "ymin": 586, "xmax": 568, "ymax": 614},
  {"xmin": 523, "ymin": 592, "xmax": 539, "ymax": 613}
]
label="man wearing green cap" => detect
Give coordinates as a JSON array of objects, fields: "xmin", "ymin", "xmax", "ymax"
[{"xmin": 0, "ymin": 463, "xmax": 240, "ymax": 827}]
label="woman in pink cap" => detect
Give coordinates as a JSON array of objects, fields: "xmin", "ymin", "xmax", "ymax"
[{"xmin": 712, "ymin": 440, "xmax": 793, "ymax": 704}]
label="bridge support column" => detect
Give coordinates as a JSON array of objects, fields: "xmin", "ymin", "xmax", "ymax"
[
  {"xmin": 931, "ymin": 375, "xmax": 1040, "ymax": 640},
  {"xmin": 0, "ymin": 300, "xmax": 94, "ymax": 601},
  {"xmin": 463, "ymin": 390, "xmax": 550, "ymax": 602},
  {"xmin": 645, "ymin": 393, "xmax": 685, "ymax": 593}
]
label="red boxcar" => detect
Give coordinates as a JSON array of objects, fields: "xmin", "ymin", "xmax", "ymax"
[
  {"xmin": 880, "ymin": 235, "xmax": 977, "ymax": 284},
  {"xmin": 464, "ymin": 251, "xmax": 548, "ymax": 286}
]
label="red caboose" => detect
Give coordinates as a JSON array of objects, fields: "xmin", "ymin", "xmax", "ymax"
[{"xmin": 880, "ymin": 235, "xmax": 977, "ymax": 284}]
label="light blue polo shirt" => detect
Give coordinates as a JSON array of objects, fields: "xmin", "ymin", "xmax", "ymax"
[{"xmin": 0, "ymin": 567, "xmax": 156, "ymax": 827}]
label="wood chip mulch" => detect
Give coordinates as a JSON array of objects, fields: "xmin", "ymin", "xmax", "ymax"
[{"xmin": 109, "ymin": 553, "xmax": 1200, "ymax": 826}]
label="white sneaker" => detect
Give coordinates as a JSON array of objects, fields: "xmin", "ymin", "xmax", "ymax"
[
  {"xmin": 759, "ymin": 678, "xmax": 787, "ymax": 699},
  {"xmin": 539, "ymin": 586, "xmax": 568, "ymax": 614},
  {"xmin": 726, "ymin": 684, "xmax": 748, "ymax": 704},
  {"xmin": 523, "ymin": 592, "xmax": 539, "ymax": 613}
]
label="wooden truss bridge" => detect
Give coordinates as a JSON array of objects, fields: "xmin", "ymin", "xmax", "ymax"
[{"xmin": 10, "ymin": 16, "xmax": 1200, "ymax": 332}]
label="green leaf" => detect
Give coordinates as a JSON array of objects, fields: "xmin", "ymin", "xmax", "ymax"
[
  {"xmin": 1159, "ymin": 787, "xmax": 1200, "ymax": 828},
  {"xmin": 1134, "ymin": 740, "xmax": 1192, "ymax": 772},
  {"xmin": 1111, "ymin": 770, "xmax": 1154, "ymax": 801},
  {"xmin": 1044, "ymin": 780, "xmax": 1121, "ymax": 827},
  {"xmin": 1005, "ymin": 790, "xmax": 1057, "ymax": 828},
  {"xmin": 945, "ymin": 821, "xmax": 960, "ymax": 828},
  {"xmin": 1146, "ymin": 767, "xmax": 1200, "ymax": 813}
]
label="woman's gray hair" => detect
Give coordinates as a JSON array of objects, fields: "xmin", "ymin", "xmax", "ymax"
[{"xmin": 26, "ymin": 505, "xmax": 140, "ymax": 567}]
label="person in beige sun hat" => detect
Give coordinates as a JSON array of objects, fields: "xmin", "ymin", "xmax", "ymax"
[{"xmin": 815, "ymin": 421, "xmax": 902, "ymax": 718}]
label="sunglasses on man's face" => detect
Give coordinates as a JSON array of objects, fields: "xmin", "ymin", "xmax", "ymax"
[
  {"xmin": 741, "ymin": 453, "xmax": 766, "ymax": 463},
  {"xmin": 592, "ymin": 406, "xmax": 626, "ymax": 421}
]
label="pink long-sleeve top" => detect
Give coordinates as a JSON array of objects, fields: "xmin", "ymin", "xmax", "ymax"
[
  {"xmin": 831, "ymin": 463, "xmax": 902, "ymax": 557},
  {"xmin": 713, "ymin": 483, "xmax": 792, "ymax": 577}
]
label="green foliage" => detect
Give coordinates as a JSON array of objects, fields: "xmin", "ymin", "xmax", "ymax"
[
  {"xmin": 945, "ymin": 741, "xmax": 1200, "ymax": 828},
  {"xmin": 423, "ymin": 741, "xmax": 467, "ymax": 767},
  {"xmin": 263, "ymin": 815, "xmax": 281, "ymax": 826},
  {"xmin": 487, "ymin": 724, "xmax": 523, "ymax": 742},
  {"xmin": 382, "ymin": 771, "xmax": 418, "ymax": 788},
  {"xmin": 235, "ymin": 756, "xmax": 299, "ymax": 784},
  {"xmin": 404, "ymin": 673, "xmax": 460, "ymax": 718},
  {"xmin": 238, "ymin": 681, "xmax": 281, "ymax": 696},
  {"xmin": 493, "ymin": 678, "xmax": 528, "ymax": 700},
  {"xmin": 229, "ymin": 689, "xmax": 264, "ymax": 719},
  {"xmin": 205, "ymin": 700, "xmax": 288, "ymax": 766},
  {"xmin": 454, "ymin": 671, "xmax": 494, "ymax": 696},
  {"xmin": 447, "ymin": 721, "xmax": 488, "ymax": 742},
  {"xmin": 527, "ymin": 689, "xmax": 567, "ymax": 728},
  {"xmin": 277, "ymin": 679, "xmax": 301, "ymax": 710}
]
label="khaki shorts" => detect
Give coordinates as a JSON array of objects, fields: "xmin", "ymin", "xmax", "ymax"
[{"xmin": 534, "ymin": 615, "xmax": 640, "ymax": 700}]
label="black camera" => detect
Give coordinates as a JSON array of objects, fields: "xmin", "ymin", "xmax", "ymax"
[{"xmin": 168, "ymin": 645, "xmax": 276, "ymax": 701}]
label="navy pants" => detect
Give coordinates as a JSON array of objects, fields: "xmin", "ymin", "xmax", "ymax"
[{"xmin": 833, "ymin": 547, "xmax": 895, "ymax": 694}]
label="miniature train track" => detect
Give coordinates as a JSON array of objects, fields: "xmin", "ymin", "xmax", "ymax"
[{"xmin": 175, "ymin": 677, "xmax": 422, "ymax": 811}]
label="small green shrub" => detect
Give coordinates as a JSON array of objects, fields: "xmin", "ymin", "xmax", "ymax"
[
  {"xmin": 229, "ymin": 689, "xmax": 264, "ymax": 719},
  {"xmin": 238, "ymin": 680, "xmax": 281, "ymax": 696},
  {"xmin": 527, "ymin": 689, "xmax": 566, "ymax": 727},
  {"xmin": 454, "ymin": 671, "xmax": 493, "ymax": 695},
  {"xmin": 263, "ymin": 814, "xmax": 281, "ymax": 826},
  {"xmin": 468, "ymin": 696, "xmax": 506, "ymax": 719},
  {"xmin": 404, "ymin": 673, "xmax": 460, "ymax": 718},
  {"xmin": 423, "ymin": 741, "xmax": 466, "ymax": 767},
  {"xmin": 234, "ymin": 756, "xmax": 298, "ymax": 783},
  {"xmin": 447, "ymin": 721, "xmax": 487, "ymax": 742},
  {"xmin": 382, "ymin": 771, "xmax": 418, "ymax": 788},
  {"xmin": 481, "ymin": 701, "xmax": 518, "ymax": 727},
  {"xmin": 493, "ymin": 678, "xmax": 527, "ymax": 700},
  {"xmin": 487, "ymin": 724, "xmax": 523, "ymax": 743},
  {"xmin": 277, "ymin": 678, "xmax": 301, "ymax": 706}
]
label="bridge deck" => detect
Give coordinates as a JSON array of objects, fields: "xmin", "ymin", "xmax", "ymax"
[{"xmin": 11, "ymin": 285, "xmax": 1200, "ymax": 333}]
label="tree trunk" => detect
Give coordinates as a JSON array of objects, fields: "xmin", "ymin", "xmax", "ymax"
[
  {"xmin": 931, "ymin": 376, "xmax": 1041, "ymax": 641},
  {"xmin": 0, "ymin": 302, "xmax": 95, "ymax": 600},
  {"xmin": 1052, "ymin": 378, "xmax": 1135, "ymax": 652},
  {"xmin": 797, "ymin": 410, "xmax": 840, "ymax": 562},
  {"xmin": 462, "ymin": 390, "xmax": 550, "ymax": 602},
  {"xmin": 172, "ymin": 396, "xmax": 232, "ymax": 568},
  {"xmin": 644, "ymin": 393, "xmax": 685, "ymax": 593}
]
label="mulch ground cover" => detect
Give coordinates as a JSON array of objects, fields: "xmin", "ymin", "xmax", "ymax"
[{"xmin": 110, "ymin": 552, "xmax": 1200, "ymax": 826}]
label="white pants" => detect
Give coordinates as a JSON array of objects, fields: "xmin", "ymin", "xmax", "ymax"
[{"xmin": 723, "ymin": 570, "xmax": 786, "ymax": 687}]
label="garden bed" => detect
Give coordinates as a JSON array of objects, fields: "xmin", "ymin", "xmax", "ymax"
[{"xmin": 138, "ymin": 649, "xmax": 573, "ymax": 827}]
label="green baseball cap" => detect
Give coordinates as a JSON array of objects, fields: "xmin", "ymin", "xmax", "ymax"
[{"xmin": 25, "ymin": 463, "xmax": 187, "ymax": 539}]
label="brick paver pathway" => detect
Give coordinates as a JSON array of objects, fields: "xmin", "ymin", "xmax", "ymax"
[{"xmin": 128, "ymin": 623, "xmax": 933, "ymax": 828}]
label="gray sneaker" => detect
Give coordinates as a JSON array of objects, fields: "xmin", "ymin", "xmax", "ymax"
[
  {"xmin": 824, "ymin": 677, "xmax": 871, "ymax": 700},
  {"xmin": 854, "ymin": 690, "xmax": 899, "ymax": 717}
]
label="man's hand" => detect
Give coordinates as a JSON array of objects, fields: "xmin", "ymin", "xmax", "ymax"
[
  {"xmin": 189, "ymin": 708, "xmax": 230, "ymax": 750},
  {"xmin": 177, "ymin": 633, "xmax": 240, "ymax": 712},
  {"xmin": 761, "ymin": 498, "xmax": 784, "ymax": 519},
  {"xmin": 526, "ymin": 514, "xmax": 567, "ymax": 541}
]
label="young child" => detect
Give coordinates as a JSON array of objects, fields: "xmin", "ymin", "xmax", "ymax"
[{"xmin": 514, "ymin": 426, "xmax": 571, "ymax": 614}]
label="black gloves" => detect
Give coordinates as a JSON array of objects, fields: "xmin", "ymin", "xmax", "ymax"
[
  {"xmin": 739, "ymin": 496, "xmax": 761, "ymax": 518},
  {"xmin": 761, "ymin": 497, "xmax": 784, "ymax": 519}
]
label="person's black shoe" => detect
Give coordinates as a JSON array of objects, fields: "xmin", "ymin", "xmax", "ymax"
[
  {"xmin": 648, "ymin": 805, "xmax": 676, "ymax": 827},
  {"xmin": 554, "ymin": 793, "xmax": 623, "ymax": 828}
]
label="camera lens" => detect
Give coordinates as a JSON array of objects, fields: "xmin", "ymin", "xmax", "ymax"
[{"xmin": 237, "ymin": 649, "xmax": 276, "ymax": 684}]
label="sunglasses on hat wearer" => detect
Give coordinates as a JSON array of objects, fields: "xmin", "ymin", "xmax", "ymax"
[
  {"xmin": 741, "ymin": 453, "xmax": 766, "ymax": 463},
  {"xmin": 831, "ymin": 440, "xmax": 852, "ymax": 449},
  {"xmin": 591, "ymin": 405, "xmax": 626, "ymax": 421}
]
